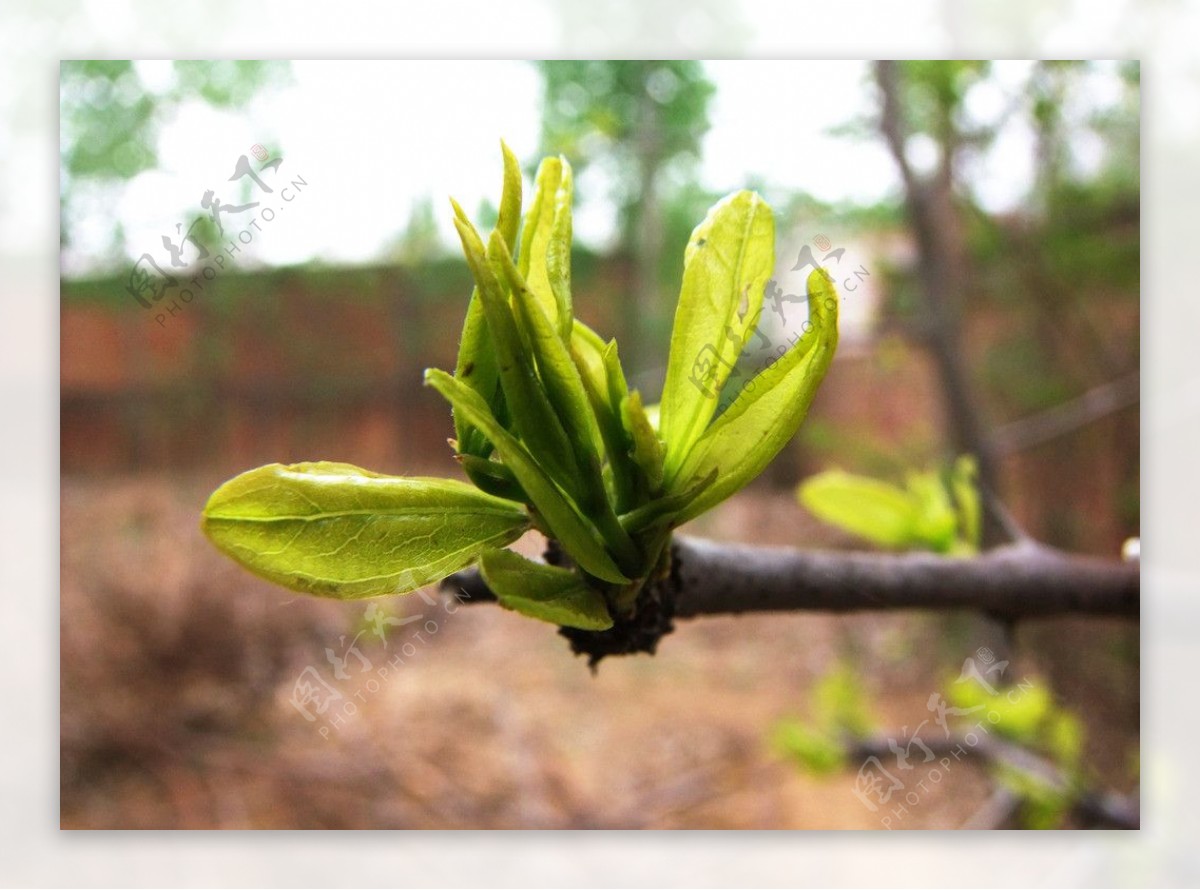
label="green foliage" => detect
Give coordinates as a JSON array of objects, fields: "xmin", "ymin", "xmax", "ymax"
[
  {"xmin": 171, "ymin": 60, "xmax": 289, "ymax": 108},
  {"xmin": 771, "ymin": 720, "xmax": 846, "ymax": 776},
  {"xmin": 812, "ymin": 663, "xmax": 873, "ymax": 738},
  {"xmin": 797, "ymin": 455, "xmax": 980, "ymax": 554},
  {"xmin": 771, "ymin": 663, "xmax": 870, "ymax": 776},
  {"xmin": 775, "ymin": 664, "xmax": 1089, "ymax": 828},
  {"xmin": 946, "ymin": 677, "xmax": 1082, "ymax": 767},
  {"xmin": 535, "ymin": 60, "xmax": 715, "ymax": 264},
  {"xmin": 660, "ymin": 190, "xmax": 776, "ymax": 477},
  {"xmin": 60, "ymin": 61, "xmax": 158, "ymax": 181},
  {"xmin": 203, "ymin": 145, "xmax": 839, "ymax": 632},
  {"xmin": 946, "ymin": 675, "xmax": 1086, "ymax": 829},
  {"xmin": 61, "ymin": 60, "xmax": 290, "ymax": 181},
  {"xmin": 60, "ymin": 61, "xmax": 291, "ymax": 262},
  {"xmin": 951, "ymin": 679, "xmax": 1051, "ymax": 742},
  {"xmin": 895, "ymin": 60, "xmax": 992, "ymax": 142},
  {"xmin": 994, "ymin": 764, "xmax": 1074, "ymax": 831},
  {"xmin": 536, "ymin": 61, "xmax": 714, "ymax": 183}
]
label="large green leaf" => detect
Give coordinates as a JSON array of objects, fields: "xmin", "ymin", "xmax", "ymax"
[
  {"xmin": 659, "ymin": 191, "xmax": 775, "ymax": 483},
  {"xmin": 201, "ymin": 462, "xmax": 529, "ymax": 600},
  {"xmin": 425, "ymin": 369, "xmax": 631, "ymax": 584},
  {"xmin": 670, "ymin": 267, "xmax": 839, "ymax": 523},
  {"xmin": 479, "ymin": 548, "xmax": 613, "ymax": 631}
]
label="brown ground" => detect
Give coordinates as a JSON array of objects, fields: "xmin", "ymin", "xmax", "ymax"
[{"xmin": 60, "ymin": 474, "xmax": 1138, "ymax": 829}]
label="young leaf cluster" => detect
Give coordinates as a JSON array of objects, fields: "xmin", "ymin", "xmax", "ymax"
[
  {"xmin": 797, "ymin": 455, "xmax": 981, "ymax": 555},
  {"xmin": 203, "ymin": 144, "xmax": 840, "ymax": 632}
]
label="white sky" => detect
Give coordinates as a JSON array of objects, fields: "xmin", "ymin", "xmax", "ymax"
[{"xmin": 61, "ymin": 60, "xmax": 1129, "ymax": 277}]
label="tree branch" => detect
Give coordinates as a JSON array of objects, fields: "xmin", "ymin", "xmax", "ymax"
[
  {"xmin": 847, "ymin": 734, "xmax": 1140, "ymax": 829},
  {"xmin": 669, "ymin": 537, "xmax": 1137, "ymax": 619},
  {"xmin": 443, "ymin": 536, "xmax": 1139, "ymax": 621}
]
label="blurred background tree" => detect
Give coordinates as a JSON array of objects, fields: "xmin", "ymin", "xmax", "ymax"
[
  {"xmin": 59, "ymin": 60, "xmax": 291, "ymax": 268},
  {"xmin": 535, "ymin": 60, "xmax": 715, "ymax": 375},
  {"xmin": 873, "ymin": 60, "xmax": 1000, "ymax": 497},
  {"xmin": 867, "ymin": 60, "xmax": 1139, "ymax": 546}
]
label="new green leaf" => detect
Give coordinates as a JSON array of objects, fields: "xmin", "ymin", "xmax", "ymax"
[
  {"xmin": 670, "ymin": 267, "xmax": 839, "ymax": 523},
  {"xmin": 518, "ymin": 156, "xmax": 570, "ymax": 329},
  {"xmin": 451, "ymin": 203, "xmax": 579, "ymax": 486},
  {"xmin": 479, "ymin": 548, "xmax": 613, "ymax": 630},
  {"xmin": 490, "ymin": 230, "xmax": 605, "ymax": 504},
  {"xmin": 451, "ymin": 143, "xmax": 522, "ymax": 460},
  {"xmin": 569, "ymin": 321, "xmax": 638, "ymax": 512},
  {"xmin": 546, "ymin": 160, "xmax": 575, "ymax": 340},
  {"xmin": 495, "ymin": 139, "xmax": 523, "ymax": 253},
  {"xmin": 797, "ymin": 455, "xmax": 978, "ymax": 554},
  {"xmin": 491, "ymin": 230, "xmax": 642, "ymax": 569},
  {"xmin": 201, "ymin": 461, "xmax": 529, "ymax": 600},
  {"xmin": 618, "ymin": 469, "xmax": 717, "ymax": 535},
  {"xmin": 622, "ymin": 390, "xmax": 665, "ymax": 493},
  {"xmin": 798, "ymin": 469, "xmax": 924, "ymax": 550},
  {"xmin": 660, "ymin": 190, "xmax": 775, "ymax": 481},
  {"xmin": 455, "ymin": 453, "xmax": 526, "ymax": 503},
  {"xmin": 903, "ymin": 469, "xmax": 959, "ymax": 553}
]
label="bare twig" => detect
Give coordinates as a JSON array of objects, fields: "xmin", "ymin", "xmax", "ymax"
[{"xmin": 990, "ymin": 371, "xmax": 1140, "ymax": 455}]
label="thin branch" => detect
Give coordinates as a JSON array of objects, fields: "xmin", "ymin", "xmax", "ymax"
[
  {"xmin": 847, "ymin": 734, "xmax": 1139, "ymax": 829},
  {"xmin": 875, "ymin": 60, "xmax": 919, "ymax": 197},
  {"xmin": 990, "ymin": 371, "xmax": 1140, "ymax": 455},
  {"xmin": 443, "ymin": 536, "xmax": 1138, "ymax": 621},
  {"xmin": 979, "ymin": 484, "xmax": 1033, "ymax": 545}
]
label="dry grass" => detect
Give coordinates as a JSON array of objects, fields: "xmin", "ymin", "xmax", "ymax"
[{"xmin": 60, "ymin": 474, "xmax": 1136, "ymax": 829}]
